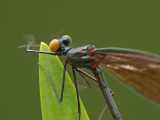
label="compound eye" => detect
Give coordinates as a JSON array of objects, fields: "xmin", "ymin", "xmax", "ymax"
[
  {"xmin": 49, "ymin": 39, "xmax": 59, "ymax": 52},
  {"xmin": 61, "ymin": 35, "xmax": 72, "ymax": 46}
]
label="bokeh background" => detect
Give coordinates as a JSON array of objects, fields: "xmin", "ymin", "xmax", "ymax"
[{"xmin": 1, "ymin": 0, "xmax": 160, "ymax": 120}]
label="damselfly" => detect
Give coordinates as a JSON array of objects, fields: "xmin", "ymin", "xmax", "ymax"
[{"xmin": 25, "ymin": 35, "xmax": 160, "ymax": 120}]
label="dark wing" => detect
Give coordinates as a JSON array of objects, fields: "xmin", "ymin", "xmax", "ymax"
[{"xmin": 94, "ymin": 48, "xmax": 160, "ymax": 104}]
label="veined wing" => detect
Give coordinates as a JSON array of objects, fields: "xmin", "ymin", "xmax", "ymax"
[{"xmin": 94, "ymin": 48, "xmax": 160, "ymax": 104}]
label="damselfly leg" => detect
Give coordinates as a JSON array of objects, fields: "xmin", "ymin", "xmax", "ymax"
[
  {"xmin": 72, "ymin": 67, "xmax": 81, "ymax": 120},
  {"xmin": 38, "ymin": 63, "xmax": 61, "ymax": 102},
  {"xmin": 98, "ymin": 104, "xmax": 108, "ymax": 120},
  {"xmin": 38, "ymin": 62, "xmax": 68, "ymax": 103},
  {"xmin": 27, "ymin": 47, "xmax": 61, "ymax": 56},
  {"xmin": 76, "ymin": 68, "xmax": 115, "ymax": 120},
  {"xmin": 76, "ymin": 68, "xmax": 97, "ymax": 89},
  {"xmin": 76, "ymin": 68, "xmax": 97, "ymax": 82},
  {"xmin": 77, "ymin": 71, "xmax": 92, "ymax": 89}
]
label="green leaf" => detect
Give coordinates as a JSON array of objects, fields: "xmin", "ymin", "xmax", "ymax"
[{"xmin": 39, "ymin": 42, "xmax": 89, "ymax": 120}]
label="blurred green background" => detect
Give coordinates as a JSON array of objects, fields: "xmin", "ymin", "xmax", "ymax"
[{"xmin": 1, "ymin": 0, "xmax": 160, "ymax": 120}]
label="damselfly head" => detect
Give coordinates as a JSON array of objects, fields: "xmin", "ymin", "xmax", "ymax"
[{"xmin": 49, "ymin": 35, "xmax": 72, "ymax": 52}]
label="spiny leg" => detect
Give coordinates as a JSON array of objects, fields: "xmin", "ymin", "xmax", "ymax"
[
  {"xmin": 76, "ymin": 68, "xmax": 97, "ymax": 83},
  {"xmin": 25, "ymin": 40, "xmax": 61, "ymax": 55},
  {"xmin": 76, "ymin": 68, "xmax": 98, "ymax": 89},
  {"xmin": 77, "ymin": 68, "xmax": 116, "ymax": 120},
  {"xmin": 60, "ymin": 62, "xmax": 67, "ymax": 102},
  {"xmin": 38, "ymin": 63, "xmax": 61, "ymax": 102},
  {"xmin": 77, "ymin": 70, "xmax": 92, "ymax": 89},
  {"xmin": 72, "ymin": 67, "xmax": 81, "ymax": 120},
  {"xmin": 38, "ymin": 62, "xmax": 68, "ymax": 103},
  {"xmin": 27, "ymin": 48, "xmax": 60, "ymax": 55}
]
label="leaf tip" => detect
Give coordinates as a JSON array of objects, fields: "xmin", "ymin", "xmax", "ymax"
[{"xmin": 40, "ymin": 42, "xmax": 49, "ymax": 49}]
